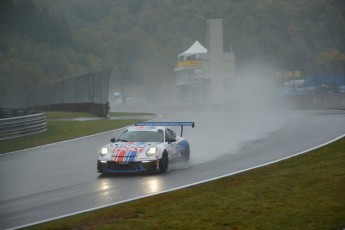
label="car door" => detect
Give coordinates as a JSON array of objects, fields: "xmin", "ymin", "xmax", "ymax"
[{"xmin": 165, "ymin": 128, "xmax": 178, "ymax": 159}]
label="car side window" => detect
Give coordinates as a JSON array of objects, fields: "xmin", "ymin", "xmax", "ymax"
[
  {"xmin": 165, "ymin": 129, "xmax": 176, "ymax": 142},
  {"xmin": 165, "ymin": 129, "xmax": 172, "ymax": 142},
  {"xmin": 169, "ymin": 129, "xmax": 176, "ymax": 138}
]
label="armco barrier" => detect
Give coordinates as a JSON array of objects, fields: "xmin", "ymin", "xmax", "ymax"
[{"xmin": 0, "ymin": 112, "xmax": 47, "ymax": 140}]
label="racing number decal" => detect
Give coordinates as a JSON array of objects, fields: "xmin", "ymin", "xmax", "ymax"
[{"xmin": 112, "ymin": 142, "xmax": 145, "ymax": 162}]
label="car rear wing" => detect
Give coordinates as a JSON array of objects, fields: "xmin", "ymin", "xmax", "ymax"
[{"xmin": 135, "ymin": 122, "xmax": 195, "ymax": 136}]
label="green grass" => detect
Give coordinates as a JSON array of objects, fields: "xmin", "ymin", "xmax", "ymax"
[
  {"xmin": 26, "ymin": 136, "xmax": 345, "ymax": 230},
  {"xmin": 47, "ymin": 111, "xmax": 154, "ymax": 119},
  {"xmin": 108, "ymin": 112, "xmax": 154, "ymax": 117},
  {"xmin": 0, "ymin": 112, "xmax": 152, "ymax": 154},
  {"xmin": 46, "ymin": 111, "xmax": 97, "ymax": 119}
]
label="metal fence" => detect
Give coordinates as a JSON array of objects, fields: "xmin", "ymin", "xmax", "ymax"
[
  {"xmin": 0, "ymin": 69, "xmax": 111, "ymax": 116},
  {"xmin": 279, "ymin": 94, "xmax": 345, "ymax": 110}
]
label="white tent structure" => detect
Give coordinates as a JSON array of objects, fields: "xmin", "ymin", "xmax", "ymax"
[
  {"xmin": 178, "ymin": 41, "xmax": 207, "ymax": 61},
  {"xmin": 175, "ymin": 41, "xmax": 209, "ymax": 103}
]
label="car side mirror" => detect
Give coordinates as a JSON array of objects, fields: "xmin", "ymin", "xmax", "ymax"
[
  {"xmin": 110, "ymin": 138, "xmax": 116, "ymax": 143},
  {"xmin": 168, "ymin": 138, "xmax": 176, "ymax": 143}
]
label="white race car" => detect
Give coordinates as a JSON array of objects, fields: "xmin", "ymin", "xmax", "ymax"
[{"xmin": 97, "ymin": 122, "xmax": 194, "ymax": 174}]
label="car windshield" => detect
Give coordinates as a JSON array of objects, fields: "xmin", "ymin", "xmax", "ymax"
[{"xmin": 117, "ymin": 130, "xmax": 164, "ymax": 142}]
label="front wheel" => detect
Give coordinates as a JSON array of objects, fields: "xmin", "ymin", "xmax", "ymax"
[{"xmin": 159, "ymin": 152, "xmax": 169, "ymax": 173}]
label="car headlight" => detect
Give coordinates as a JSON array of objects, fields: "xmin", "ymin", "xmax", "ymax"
[
  {"xmin": 146, "ymin": 146, "xmax": 158, "ymax": 156},
  {"xmin": 100, "ymin": 147, "xmax": 109, "ymax": 156}
]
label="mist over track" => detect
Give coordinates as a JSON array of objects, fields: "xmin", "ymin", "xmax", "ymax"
[{"xmin": 1, "ymin": 108, "xmax": 345, "ymax": 230}]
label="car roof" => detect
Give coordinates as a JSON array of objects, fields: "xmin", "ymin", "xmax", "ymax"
[{"xmin": 127, "ymin": 126, "xmax": 165, "ymax": 131}]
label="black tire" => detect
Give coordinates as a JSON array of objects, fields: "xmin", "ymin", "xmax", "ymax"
[
  {"xmin": 97, "ymin": 161, "xmax": 105, "ymax": 174},
  {"xmin": 181, "ymin": 143, "xmax": 190, "ymax": 164},
  {"xmin": 159, "ymin": 152, "xmax": 169, "ymax": 173}
]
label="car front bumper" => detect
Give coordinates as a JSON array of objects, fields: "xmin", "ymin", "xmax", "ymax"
[{"xmin": 97, "ymin": 160, "xmax": 159, "ymax": 174}]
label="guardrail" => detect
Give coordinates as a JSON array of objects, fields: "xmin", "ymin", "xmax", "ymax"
[{"xmin": 0, "ymin": 112, "xmax": 47, "ymax": 140}]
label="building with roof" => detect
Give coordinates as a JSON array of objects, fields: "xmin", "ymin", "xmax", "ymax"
[{"xmin": 175, "ymin": 19, "xmax": 235, "ymax": 103}]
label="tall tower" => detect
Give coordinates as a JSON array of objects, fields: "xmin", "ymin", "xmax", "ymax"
[
  {"xmin": 205, "ymin": 19, "xmax": 235, "ymax": 103},
  {"xmin": 207, "ymin": 19, "xmax": 224, "ymax": 102},
  {"xmin": 207, "ymin": 19, "xmax": 224, "ymax": 61}
]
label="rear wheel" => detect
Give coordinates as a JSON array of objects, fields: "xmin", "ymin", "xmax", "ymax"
[
  {"xmin": 181, "ymin": 143, "xmax": 190, "ymax": 164},
  {"xmin": 159, "ymin": 152, "xmax": 169, "ymax": 173}
]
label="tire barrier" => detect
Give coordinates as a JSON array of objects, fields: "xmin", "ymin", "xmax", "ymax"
[{"xmin": 0, "ymin": 110, "xmax": 47, "ymax": 141}]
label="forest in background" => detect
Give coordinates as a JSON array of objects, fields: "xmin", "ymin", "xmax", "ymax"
[{"xmin": 0, "ymin": 0, "xmax": 344, "ymax": 95}]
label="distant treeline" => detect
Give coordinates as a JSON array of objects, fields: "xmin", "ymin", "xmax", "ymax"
[
  {"xmin": 1, "ymin": 0, "xmax": 344, "ymax": 95},
  {"xmin": 0, "ymin": 0, "xmax": 72, "ymax": 48}
]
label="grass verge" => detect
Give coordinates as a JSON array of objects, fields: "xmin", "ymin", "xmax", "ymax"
[
  {"xmin": 27, "ymin": 136, "xmax": 345, "ymax": 229},
  {"xmin": 47, "ymin": 111, "xmax": 154, "ymax": 119},
  {"xmin": 0, "ymin": 112, "xmax": 151, "ymax": 154}
]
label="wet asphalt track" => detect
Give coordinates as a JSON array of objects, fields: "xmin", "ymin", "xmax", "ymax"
[{"xmin": 0, "ymin": 109, "xmax": 345, "ymax": 229}]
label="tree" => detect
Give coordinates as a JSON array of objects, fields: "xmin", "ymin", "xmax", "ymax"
[{"xmin": 316, "ymin": 49, "xmax": 345, "ymax": 75}]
